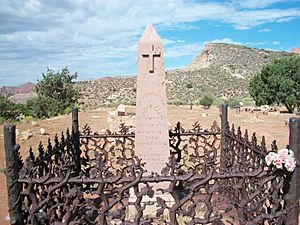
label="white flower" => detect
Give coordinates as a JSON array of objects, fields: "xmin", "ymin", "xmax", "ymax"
[
  {"xmin": 278, "ymin": 149, "xmax": 289, "ymax": 161},
  {"xmin": 285, "ymin": 155, "xmax": 296, "ymax": 172},
  {"xmin": 265, "ymin": 152, "xmax": 277, "ymax": 166}
]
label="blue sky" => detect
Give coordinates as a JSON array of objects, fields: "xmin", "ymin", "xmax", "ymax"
[{"xmin": 0, "ymin": 0, "xmax": 300, "ymax": 86}]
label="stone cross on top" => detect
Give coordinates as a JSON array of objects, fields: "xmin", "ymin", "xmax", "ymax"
[
  {"xmin": 142, "ymin": 45, "xmax": 161, "ymax": 73},
  {"xmin": 138, "ymin": 23, "xmax": 163, "ymax": 75}
]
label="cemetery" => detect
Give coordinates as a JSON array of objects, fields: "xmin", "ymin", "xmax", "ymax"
[{"xmin": 3, "ymin": 24, "xmax": 300, "ymax": 225}]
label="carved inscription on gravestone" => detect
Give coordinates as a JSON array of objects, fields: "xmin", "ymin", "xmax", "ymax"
[{"xmin": 135, "ymin": 24, "xmax": 169, "ymax": 174}]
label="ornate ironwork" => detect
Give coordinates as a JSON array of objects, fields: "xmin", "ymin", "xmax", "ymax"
[{"xmin": 14, "ymin": 121, "xmax": 294, "ymax": 225}]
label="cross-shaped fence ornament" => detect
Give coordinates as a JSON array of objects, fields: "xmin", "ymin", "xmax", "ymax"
[{"xmin": 142, "ymin": 45, "xmax": 161, "ymax": 73}]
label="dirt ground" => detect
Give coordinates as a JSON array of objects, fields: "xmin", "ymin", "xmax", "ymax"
[{"xmin": 0, "ymin": 105, "xmax": 298, "ymax": 224}]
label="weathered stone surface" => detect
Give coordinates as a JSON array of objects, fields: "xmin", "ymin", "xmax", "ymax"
[{"xmin": 135, "ymin": 24, "xmax": 169, "ymax": 174}]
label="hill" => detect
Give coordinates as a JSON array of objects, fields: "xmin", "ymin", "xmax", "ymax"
[
  {"xmin": 0, "ymin": 82, "xmax": 35, "ymax": 97},
  {"xmin": 76, "ymin": 43, "xmax": 295, "ymax": 109}
]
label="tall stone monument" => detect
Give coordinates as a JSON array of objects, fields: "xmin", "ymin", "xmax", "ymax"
[{"xmin": 135, "ymin": 23, "xmax": 170, "ymax": 174}]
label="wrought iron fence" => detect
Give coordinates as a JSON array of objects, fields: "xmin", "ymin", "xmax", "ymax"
[{"xmin": 4, "ymin": 106, "xmax": 300, "ymax": 225}]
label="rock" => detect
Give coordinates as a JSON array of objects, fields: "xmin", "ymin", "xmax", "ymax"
[
  {"xmin": 21, "ymin": 130, "xmax": 33, "ymax": 139},
  {"xmin": 31, "ymin": 121, "xmax": 39, "ymax": 127},
  {"xmin": 40, "ymin": 128, "xmax": 48, "ymax": 135},
  {"xmin": 16, "ymin": 129, "xmax": 20, "ymax": 137},
  {"xmin": 202, "ymin": 113, "xmax": 208, "ymax": 118}
]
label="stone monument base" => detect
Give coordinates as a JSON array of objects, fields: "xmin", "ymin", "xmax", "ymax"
[{"xmin": 126, "ymin": 190, "xmax": 174, "ymax": 222}]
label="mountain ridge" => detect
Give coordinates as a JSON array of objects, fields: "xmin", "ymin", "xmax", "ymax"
[
  {"xmin": 1, "ymin": 43, "xmax": 298, "ymax": 108},
  {"xmin": 76, "ymin": 43, "xmax": 296, "ymax": 108},
  {"xmin": 0, "ymin": 82, "xmax": 36, "ymax": 97}
]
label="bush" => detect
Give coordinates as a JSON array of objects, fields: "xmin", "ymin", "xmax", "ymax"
[
  {"xmin": 128, "ymin": 100, "xmax": 136, "ymax": 106},
  {"xmin": 63, "ymin": 107, "xmax": 73, "ymax": 115},
  {"xmin": 186, "ymin": 83, "xmax": 193, "ymax": 89},
  {"xmin": 0, "ymin": 96, "xmax": 22, "ymax": 120},
  {"xmin": 249, "ymin": 56, "xmax": 300, "ymax": 113},
  {"xmin": 24, "ymin": 67, "xmax": 80, "ymax": 118},
  {"xmin": 225, "ymin": 97, "xmax": 241, "ymax": 107},
  {"xmin": 242, "ymin": 97, "xmax": 256, "ymax": 106},
  {"xmin": 168, "ymin": 99, "xmax": 184, "ymax": 106},
  {"xmin": 25, "ymin": 96, "xmax": 62, "ymax": 119},
  {"xmin": 196, "ymin": 95, "xmax": 214, "ymax": 108}
]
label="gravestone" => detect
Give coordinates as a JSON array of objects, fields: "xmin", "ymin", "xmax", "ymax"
[
  {"xmin": 117, "ymin": 104, "xmax": 126, "ymax": 116},
  {"xmin": 128, "ymin": 23, "xmax": 171, "ymax": 219},
  {"xmin": 135, "ymin": 23, "xmax": 169, "ymax": 174}
]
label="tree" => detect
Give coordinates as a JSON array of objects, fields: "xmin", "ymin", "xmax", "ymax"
[
  {"xmin": 28, "ymin": 67, "xmax": 79, "ymax": 118},
  {"xmin": 196, "ymin": 95, "xmax": 214, "ymax": 108},
  {"xmin": 249, "ymin": 56, "xmax": 300, "ymax": 113},
  {"xmin": 0, "ymin": 96, "xmax": 22, "ymax": 120},
  {"xmin": 25, "ymin": 96, "xmax": 61, "ymax": 118}
]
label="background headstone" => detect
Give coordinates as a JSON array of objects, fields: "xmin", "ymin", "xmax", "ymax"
[{"xmin": 117, "ymin": 104, "xmax": 126, "ymax": 116}]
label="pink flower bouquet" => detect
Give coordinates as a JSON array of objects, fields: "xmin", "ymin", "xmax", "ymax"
[{"xmin": 265, "ymin": 149, "xmax": 296, "ymax": 172}]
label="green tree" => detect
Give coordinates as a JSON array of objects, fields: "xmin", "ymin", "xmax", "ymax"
[
  {"xmin": 196, "ymin": 95, "xmax": 214, "ymax": 108},
  {"xmin": 0, "ymin": 96, "xmax": 22, "ymax": 120},
  {"xmin": 27, "ymin": 67, "xmax": 79, "ymax": 118},
  {"xmin": 249, "ymin": 56, "xmax": 300, "ymax": 113},
  {"xmin": 24, "ymin": 96, "xmax": 61, "ymax": 118}
]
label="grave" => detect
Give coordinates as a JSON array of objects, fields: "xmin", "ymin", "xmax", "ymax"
[
  {"xmin": 117, "ymin": 104, "xmax": 126, "ymax": 116},
  {"xmin": 135, "ymin": 23, "xmax": 169, "ymax": 173},
  {"xmin": 128, "ymin": 23, "xmax": 171, "ymax": 219}
]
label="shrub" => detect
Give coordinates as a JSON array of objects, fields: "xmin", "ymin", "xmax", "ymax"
[
  {"xmin": 186, "ymin": 83, "xmax": 193, "ymax": 89},
  {"xmin": 249, "ymin": 56, "xmax": 300, "ymax": 113},
  {"xmin": 168, "ymin": 99, "xmax": 184, "ymax": 106},
  {"xmin": 196, "ymin": 95, "xmax": 214, "ymax": 108},
  {"xmin": 242, "ymin": 97, "xmax": 256, "ymax": 106},
  {"xmin": 0, "ymin": 96, "xmax": 22, "ymax": 120},
  {"xmin": 225, "ymin": 97, "xmax": 241, "ymax": 107},
  {"xmin": 30, "ymin": 67, "xmax": 80, "ymax": 117},
  {"xmin": 63, "ymin": 107, "xmax": 73, "ymax": 115},
  {"xmin": 25, "ymin": 96, "xmax": 61, "ymax": 119}
]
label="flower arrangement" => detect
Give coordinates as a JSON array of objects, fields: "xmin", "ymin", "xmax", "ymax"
[{"xmin": 265, "ymin": 149, "xmax": 296, "ymax": 172}]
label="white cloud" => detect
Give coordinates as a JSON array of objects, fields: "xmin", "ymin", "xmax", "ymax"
[
  {"xmin": 259, "ymin": 28, "xmax": 272, "ymax": 32},
  {"xmin": 0, "ymin": 0, "xmax": 300, "ymax": 85},
  {"xmin": 272, "ymin": 41, "xmax": 280, "ymax": 45},
  {"xmin": 165, "ymin": 42, "xmax": 204, "ymax": 58}
]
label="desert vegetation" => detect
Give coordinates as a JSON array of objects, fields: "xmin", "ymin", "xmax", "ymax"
[{"xmin": 0, "ymin": 67, "xmax": 79, "ymax": 121}]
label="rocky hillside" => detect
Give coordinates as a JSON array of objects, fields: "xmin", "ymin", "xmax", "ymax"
[
  {"xmin": 291, "ymin": 48, "xmax": 300, "ymax": 54},
  {"xmin": 76, "ymin": 43, "xmax": 296, "ymax": 109},
  {"xmin": 0, "ymin": 82, "xmax": 36, "ymax": 97}
]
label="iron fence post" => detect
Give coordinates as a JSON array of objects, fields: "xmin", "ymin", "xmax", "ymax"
[
  {"xmin": 286, "ymin": 117, "xmax": 300, "ymax": 225},
  {"xmin": 220, "ymin": 104, "xmax": 228, "ymax": 170},
  {"xmin": 72, "ymin": 108, "xmax": 81, "ymax": 174},
  {"xmin": 4, "ymin": 125, "xmax": 24, "ymax": 225}
]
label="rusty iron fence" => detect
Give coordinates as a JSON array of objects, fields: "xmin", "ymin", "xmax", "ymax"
[{"xmin": 4, "ymin": 105, "xmax": 300, "ymax": 225}]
